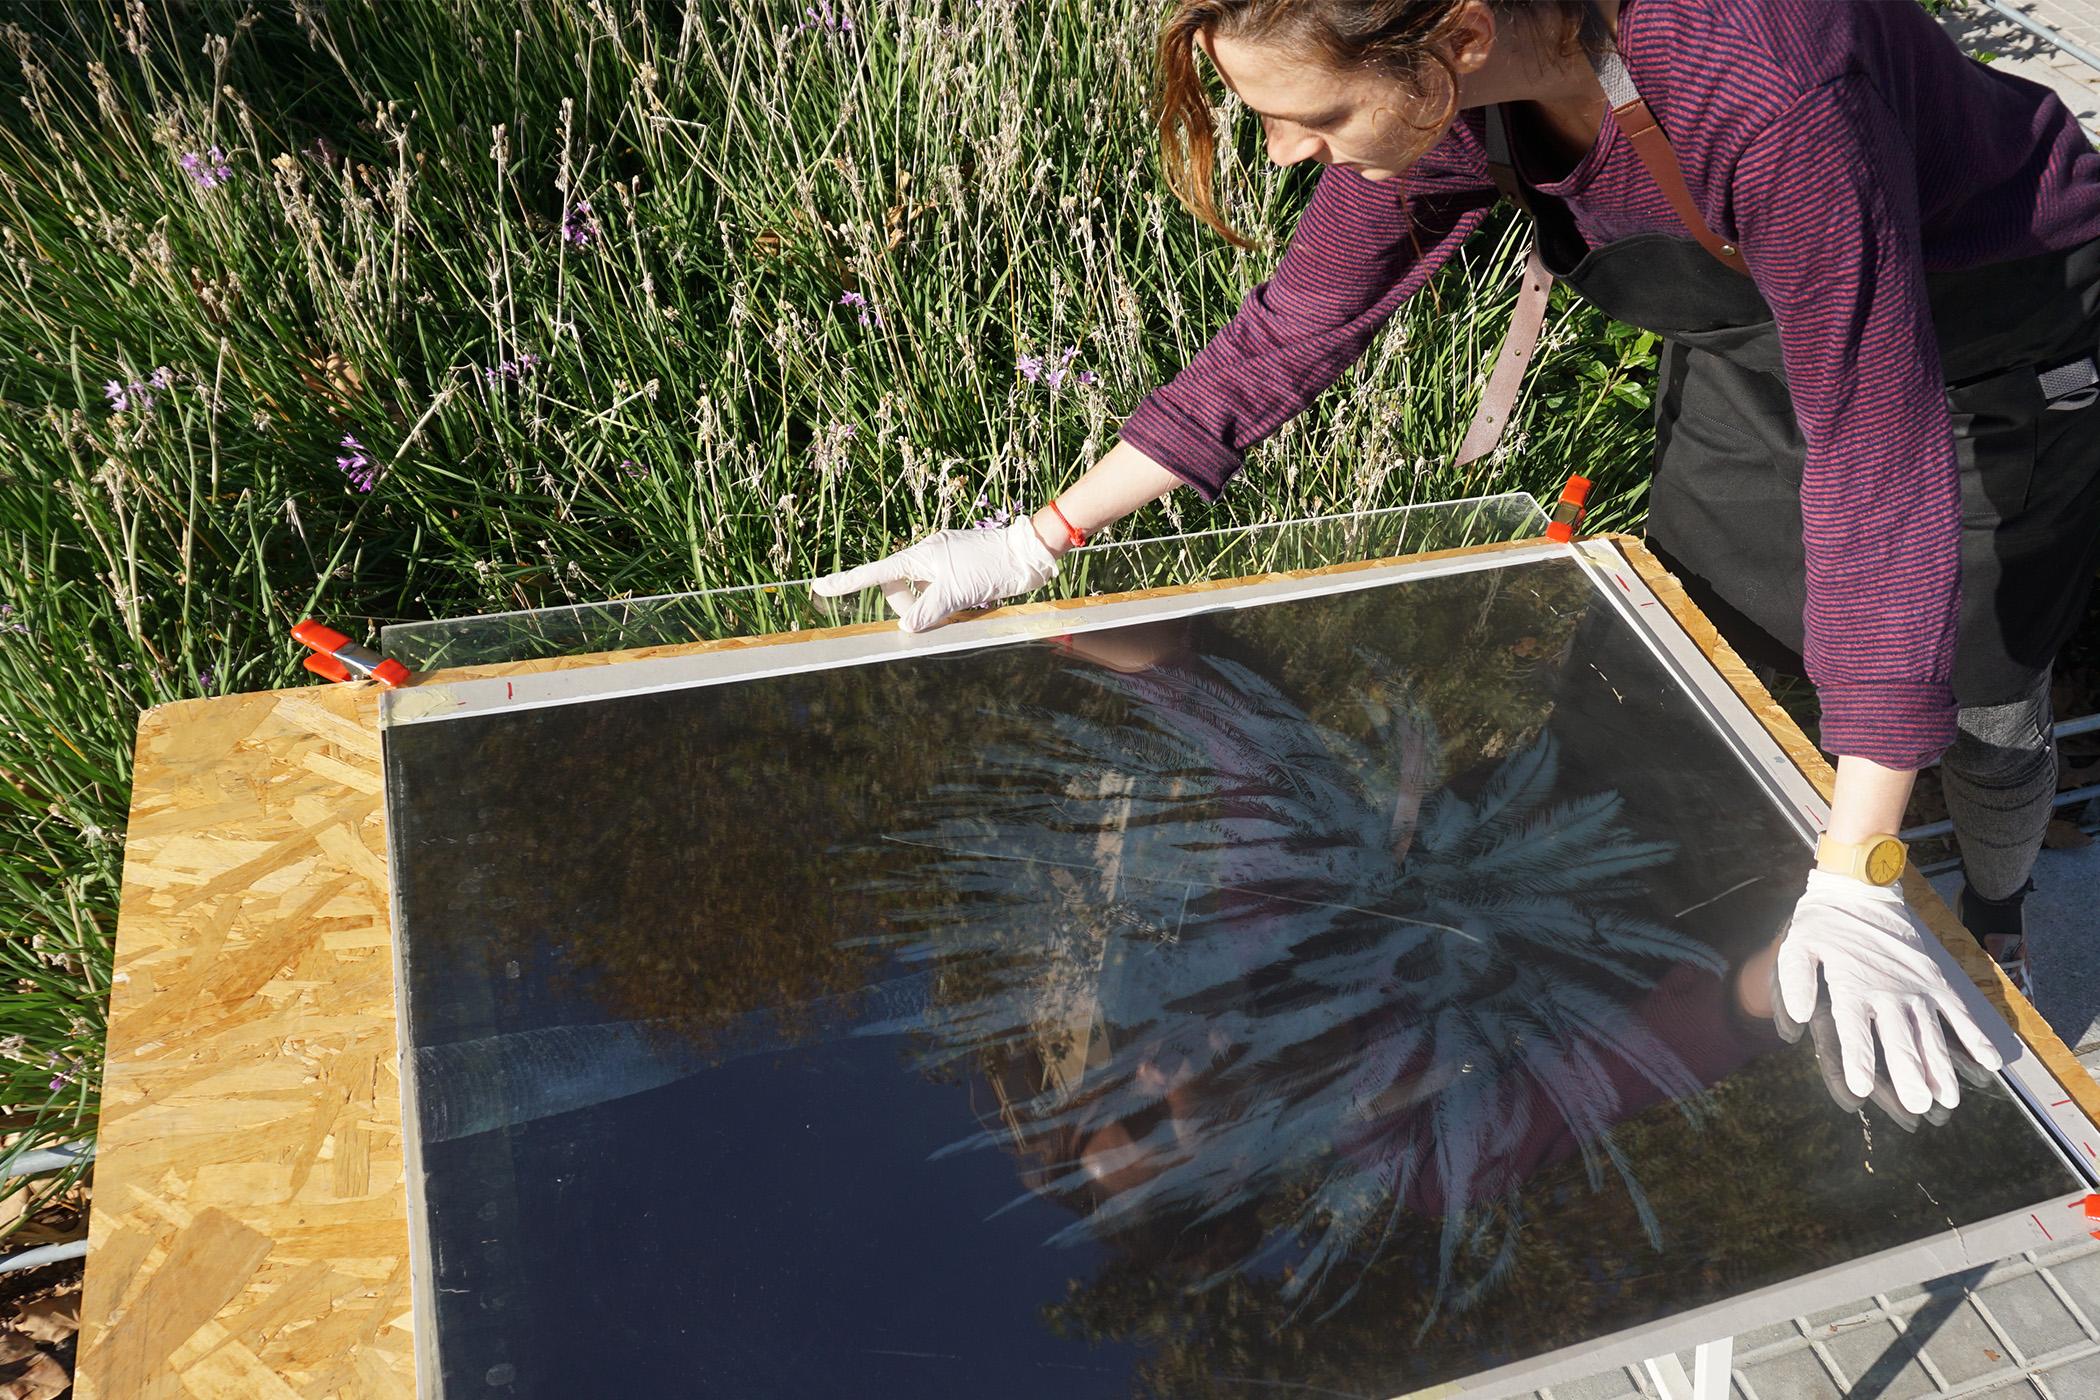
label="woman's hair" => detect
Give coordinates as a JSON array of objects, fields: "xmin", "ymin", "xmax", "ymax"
[{"xmin": 1154, "ymin": 0, "xmax": 1606, "ymax": 248}]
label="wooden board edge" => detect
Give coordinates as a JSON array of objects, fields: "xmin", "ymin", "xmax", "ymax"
[
  {"xmin": 281, "ymin": 535, "xmax": 1557, "ymax": 695},
  {"xmin": 1612, "ymin": 533, "xmax": 2100, "ymax": 1135}
]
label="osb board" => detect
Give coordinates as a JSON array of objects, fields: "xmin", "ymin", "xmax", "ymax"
[
  {"xmin": 76, "ymin": 531, "xmax": 2096, "ymax": 1399},
  {"xmin": 78, "ymin": 681, "xmax": 410, "ymax": 1400}
]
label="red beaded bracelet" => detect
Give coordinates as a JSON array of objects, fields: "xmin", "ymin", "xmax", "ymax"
[{"xmin": 1047, "ymin": 498, "xmax": 1087, "ymax": 549}]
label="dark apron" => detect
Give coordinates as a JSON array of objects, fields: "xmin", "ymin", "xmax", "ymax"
[{"xmin": 1492, "ymin": 87, "xmax": 2100, "ymax": 708}]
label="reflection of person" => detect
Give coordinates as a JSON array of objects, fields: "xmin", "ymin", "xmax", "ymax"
[
  {"xmin": 878, "ymin": 624, "xmax": 1797, "ymax": 1325},
  {"xmin": 813, "ymin": 0, "xmax": 2071, "ymax": 1110}
]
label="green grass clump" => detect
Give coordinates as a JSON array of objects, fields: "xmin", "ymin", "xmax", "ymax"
[{"xmin": 0, "ymin": 0, "xmax": 1658, "ymax": 1236}]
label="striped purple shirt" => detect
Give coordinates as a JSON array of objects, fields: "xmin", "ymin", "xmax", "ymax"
[{"xmin": 1119, "ymin": 0, "xmax": 2100, "ymax": 768}]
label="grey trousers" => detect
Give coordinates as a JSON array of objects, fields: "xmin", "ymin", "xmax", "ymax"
[{"xmin": 1943, "ymin": 666, "xmax": 2059, "ymax": 902}]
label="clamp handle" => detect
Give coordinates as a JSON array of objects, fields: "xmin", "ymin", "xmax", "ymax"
[
  {"xmin": 1544, "ymin": 475, "xmax": 1593, "ymax": 544},
  {"xmin": 292, "ymin": 618, "xmax": 412, "ymax": 688}
]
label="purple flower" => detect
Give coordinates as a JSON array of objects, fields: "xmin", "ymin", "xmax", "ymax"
[
  {"xmin": 482, "ymin": 352, "xmax": 542, "ymax": 388},
  {"xmin": 969, "ymin": 492, "xmax": 1015, "ymax": 530},
  {"xmin": 792, "ymin": 1, "xmax": 853, "ymax": 34},
  {"xmin": 336, "ymin": 433, "xmax": 375, "ymax": 492},
  {"xmin": 837, "ymin": 290, "xmax": 881, "ymax": 327},
  {"xmin": 619, "ymin": 459, "xmax": 648, "ymax": 480},
  {"xmin": 199, "ymin": 667, "xmax": 216, "ymax": 690},
  {"xmin": 0, "ymin": 604, "xmax": 26, "ymax": 636},
  {"xmin": 178, "ymin": 145, "xmax": 233, "ymax": 191},
  {"xmin": 105, "ymin": 372, "xmax": 162, "ymax": 413},
  {"xmin": 561, "ymin": 199, "xmax": 599, "ymax": 248},
  {"xmin": 1019, "ymin": 345, "xmax": 1089, "ymax": 391}
]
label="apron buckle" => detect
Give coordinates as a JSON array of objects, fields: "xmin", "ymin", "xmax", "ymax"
[{"xmin": 2037, "ymin": 353, "xmax": 2099, "ymax": 410}]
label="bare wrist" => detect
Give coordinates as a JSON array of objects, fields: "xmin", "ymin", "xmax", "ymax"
[{"xmin": 1030, "ymin": 508, "xmax": 1071, "ymax": 559}]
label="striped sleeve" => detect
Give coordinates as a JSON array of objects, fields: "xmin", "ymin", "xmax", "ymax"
[
  {"xmin": 1730, "ymin": 74, "xmax": 1961, "ymax": 770},
  {"xmin": 1118, "ymin": 160, "xmax": 1496, "ymax": 500}
]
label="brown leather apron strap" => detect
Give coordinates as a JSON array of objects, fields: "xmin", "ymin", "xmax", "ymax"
[
  {"xmin": 1457, "ymin": 40, "xmax": 1750, "ymax": 468},
  {"xmin": 1455, "ymin": 240, "xmax": 1554, "ymax": 468},
  {"xmin": 1589, "ymin": 49, "xmax": 1749, "ymax": 276},
  {"xmin": 1458, "ymin": 105, "xmax": 1554, "ymax": 468}
]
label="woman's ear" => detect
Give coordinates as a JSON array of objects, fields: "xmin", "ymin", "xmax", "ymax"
[{"xmin": 1447, "ymin": 0, "xmax": 1498, "ymax": 77}]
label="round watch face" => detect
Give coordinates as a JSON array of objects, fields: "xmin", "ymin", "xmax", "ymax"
[{"xmin": 1864, "ymin": 838, "xmax": 1906, "ymax": 885}]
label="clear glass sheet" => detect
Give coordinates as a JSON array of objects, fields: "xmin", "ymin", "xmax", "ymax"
[
  {"xmin": 382, "ymin": 550, "xmax": 2080, "ymax": 1398},
  {"xmin": 378, "ymin": 492, "xmax": 1545, "ymax": 670}
]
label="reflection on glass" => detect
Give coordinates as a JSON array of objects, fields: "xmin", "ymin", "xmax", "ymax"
[
  {"xmin": 378, "ymin": 494, "xmax": 1545, "ymax": 669},
  {"xmin": 385, "ymin": 556, "xmax": 2078, "ymax": 1398}
]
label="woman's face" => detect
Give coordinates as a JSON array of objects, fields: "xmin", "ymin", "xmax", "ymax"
[{"xmin": 1198, "ymin": 14, "xmax": 1494, "ymax": 182}]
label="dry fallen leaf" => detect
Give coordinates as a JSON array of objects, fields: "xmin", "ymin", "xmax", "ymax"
[
  {"xmin": 10, "ymin": 1293, "xmax": 78, "ymax": 1345},
  {"xmin": 0, "ymin": 1348, "xmax": 72, "ymax": 1400}
]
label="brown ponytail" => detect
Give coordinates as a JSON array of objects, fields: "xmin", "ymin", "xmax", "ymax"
[{"xmin": 1154, "ymin": 0, "xmax": 1602, "ymax": 249}]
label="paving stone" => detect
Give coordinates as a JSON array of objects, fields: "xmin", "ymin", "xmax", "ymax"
[
  {"xmin": 1737, "ymin": 1318, "xmax": 1806, "ymax": 1353},
  {"xmin": 1741, "ymin": 1347, "xmax": 1844, "ymax": 1400},
  {"xmin": 2040, "ymin": 1350, "xmax": 2100, "ymax": 1400},
  {"xmin": 1820, "ymin": 1318, "xmax": 1938, "ymax": 1400},
  {"xmin": 1980, "ymin": 1272, "xmax": 2090, "ymax": 1359},
  {"xmin": 1542, "ymin": 1364, "xmax": 1642, "ymax": 1400},
  {"xmin": 2052, "ymin": 1248, "xmax": 2100, "ymax": 1317},
  {"xmin": 1803, "ymin": 1302, "xmax": 1880, "ymax": 1331},
  {"xmin": 1894, "ymin": 1296, "xmax": 2016, "ymax": 1386}
]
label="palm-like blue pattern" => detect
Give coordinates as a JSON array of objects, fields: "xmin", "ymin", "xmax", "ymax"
[{"xmin": 852, "ymin": 646, "xmax": 1728, "ymax": 1329}]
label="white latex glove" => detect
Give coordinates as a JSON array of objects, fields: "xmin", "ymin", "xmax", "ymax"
[
  {"xmin": 1777, "ymin": 869, "xmax": 2004, "ymax": 1115},
  {"xmin": 809, "ymin": 517, "xmax": 1059, "ymax": 632}
]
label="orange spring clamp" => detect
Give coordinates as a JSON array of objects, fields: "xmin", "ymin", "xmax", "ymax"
[
  {"xmin": 291, "ymin": 619, "xmax": 412, "ymax": 688},
  {"xmin": 1544, "ymin": 475, "xmax": 1593, "ymax": 544}
]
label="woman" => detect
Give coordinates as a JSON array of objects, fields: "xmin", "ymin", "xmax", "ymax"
[{"xmin": 815, "ymin": 0, "xmax": 2087, "ymax": 1114}]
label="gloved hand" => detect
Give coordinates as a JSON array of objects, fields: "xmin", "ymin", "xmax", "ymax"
[
  {"xmin": 1776, "ymin": 869, "xmax": 2004, "ymax": 1115},
  {"xmin": 1773, "ymin": 971, "xmax": 1999, "ymax": 1130},
  {"xmin": 810, "ymin": 516, "xmax": 1059, "ymax": 633}
]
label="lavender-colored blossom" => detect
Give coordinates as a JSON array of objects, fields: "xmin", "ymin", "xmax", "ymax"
[
  {"xmin": 969, "ymin": 491, "xmax": 1015, "ymax": 530},
  {"xmin": 792, "ymin": 0, "xmax": 853, "ymax": 34},
  {"xmin": 1018, "ymin": 345, "xmax": 1089, "ymax": 391},
  {"xmin": 105, "ymin": 371, "xmax": 163, "ymax": 413},
  {"xmin": 483, "ymin": 352, "xmax": 543, "ymax": 388},
  {"xmin": 178, "ymin": 145, "xmax": 233, "ymax": 191},
  {"xmin": 336, "ymin": 433, "xmax": 376, "ymax": 492},
  {"xmin": 0, "ymin": 604, "xmax": 25, "ymax": 636},
  {"xmin": 198, "ymin": 667, "xmax": 217, "ymax": 691},
  {"xmin": 562, "ymin": 199, "xmax": 599, "ymax": 248},
  {"xmin": 837, "ymin": 290, "xmax": 881, "ymax": 327}
]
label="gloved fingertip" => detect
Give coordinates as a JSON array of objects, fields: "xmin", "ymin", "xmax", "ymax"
[{"xmin": 1777, "ymin": 961, "xmax": 1818, "ymax": 1024}]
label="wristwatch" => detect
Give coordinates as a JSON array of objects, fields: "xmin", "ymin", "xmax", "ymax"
[{"xmin": 1814, "ymin": 832, "xmax": 1908, "ymax": 886}]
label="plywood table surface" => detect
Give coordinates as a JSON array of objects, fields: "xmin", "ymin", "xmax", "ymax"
[{"xmin": 73, "ymin": 533, "xmax": 2100, "ymax": 1398}]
